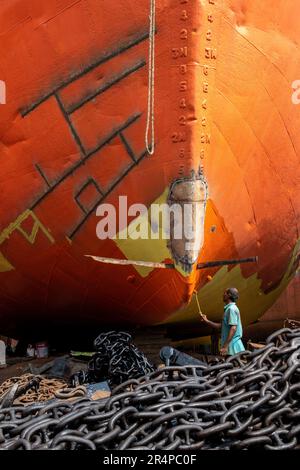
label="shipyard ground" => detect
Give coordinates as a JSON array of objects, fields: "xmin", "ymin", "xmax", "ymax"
[
  {"xmin": 0, "ymin": 320, "xmax": 295, "ymax": 384},
  {"xmin": 1, "ymin": 323, "xmax": 300, "ymax": 450}
]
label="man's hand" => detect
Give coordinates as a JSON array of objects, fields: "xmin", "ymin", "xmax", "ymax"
[
  {"xmin": 199, "ymin": 314, "xmax": 222, "ymax": 331},
  {"xmin": 200, "ymin": 313, "xmax": 208, "ymax": 323},
  {"xmin": 220, "ymin": 345, "xmax": 228, "ymax": 356}
]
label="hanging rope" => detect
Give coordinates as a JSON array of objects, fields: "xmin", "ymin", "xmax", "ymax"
[
  {"xmin": 194, "ymin": 290, "xmax": 204, "ymax": 319},
  {"xmin": 145, "ymin": 0, "xmax": 156, "ymax": 155}
]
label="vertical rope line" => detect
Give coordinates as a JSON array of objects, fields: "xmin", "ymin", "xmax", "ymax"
[
  {"xmin": 195, "ymin": 291, "xmax": 203, "ymax": 317},
  {"xmin": 145, "ymin": 0, "xmax": 156, "ymax": 155}
]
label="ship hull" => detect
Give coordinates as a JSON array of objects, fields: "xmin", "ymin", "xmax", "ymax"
[{"xmin": 0, "ymin": 0, "xmax": 300, "ymax": 337}]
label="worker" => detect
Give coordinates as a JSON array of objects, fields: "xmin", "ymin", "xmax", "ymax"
[{"xmin": 200, "ymin": 287, "xmax": 245, "ymax": 356}]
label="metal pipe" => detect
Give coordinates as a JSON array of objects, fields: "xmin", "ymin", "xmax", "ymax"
[{"xmin": 197, "ymin": 256, "xmax": 258, "ymax": 270}]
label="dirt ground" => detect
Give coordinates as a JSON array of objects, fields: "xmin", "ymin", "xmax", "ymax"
[
  {"xmin": 0, "ymin": 356, "xmax": 90, "ymax": 385},
  {"xmin": 0, "ymin": 357, "xmax": 58, "ymax": 383}
]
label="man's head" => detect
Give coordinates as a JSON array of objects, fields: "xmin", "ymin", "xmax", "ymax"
[{"xmin": 223, "ymin": 287, "xmax": 239, "ymax": 303}]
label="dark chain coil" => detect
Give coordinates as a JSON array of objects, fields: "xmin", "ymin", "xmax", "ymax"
[
  {"xmin": 1, "ymin": 328, "xmax": 300, "ymax": 450},
  {"xmin": 71, "ymin": 332, "xmax": 155, "ymax": 387}
]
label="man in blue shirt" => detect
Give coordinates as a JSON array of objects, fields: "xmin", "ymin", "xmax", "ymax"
[{"xmin": 201, "ymin": 287, "xmax": 245, "ymax": 356}]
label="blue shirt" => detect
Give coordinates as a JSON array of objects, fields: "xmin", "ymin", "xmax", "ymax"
[{"xmin": 221, "ymin": 302, "xmax": 245, "ymax": 356}]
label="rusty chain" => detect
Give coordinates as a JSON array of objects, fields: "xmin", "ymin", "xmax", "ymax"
[
  {"xmin": 0, "ymin": 374, "xmax": 69, "ymax": 407},
  {"xmin": 0, "ymin": 375, "xmax": 87, "ymax": 407}
]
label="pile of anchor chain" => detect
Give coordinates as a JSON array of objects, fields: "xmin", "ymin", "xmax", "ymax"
[
  {"xmin": 1, "ymin": 328, "xmax": 300, "ymax": 450},
  {"xmin": 71, "ymin": 332, "xmax": 155, "ymax": 387}
]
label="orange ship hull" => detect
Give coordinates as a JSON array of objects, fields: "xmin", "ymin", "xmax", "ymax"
[{"xmin": 0, "ymin": 0, "xmax": 300, "ymax": 338}]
